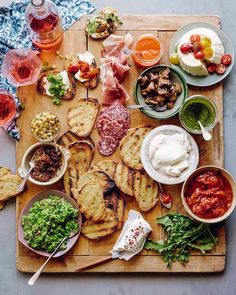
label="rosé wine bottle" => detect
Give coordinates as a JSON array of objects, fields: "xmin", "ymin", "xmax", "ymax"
[{"xmin": 25, "ymin": 0, "xmax": 64, "ymax": 51}]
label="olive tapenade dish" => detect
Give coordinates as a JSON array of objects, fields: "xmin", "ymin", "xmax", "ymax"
[
  {"xmin": 30, "ymin": 146, "xmax": 62, "ymax": 182},
  {"xmin": 138, "ymin": 67, "xmax": 182, "ymax": 111}
]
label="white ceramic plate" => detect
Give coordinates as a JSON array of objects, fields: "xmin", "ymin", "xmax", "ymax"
[
  {"xmin": 140, "ymin": 125, "xmax": 199, "ymax": 185},
  {"xmin": 169, "ymin": 22, "xmax": 234, "ymax": 87}
]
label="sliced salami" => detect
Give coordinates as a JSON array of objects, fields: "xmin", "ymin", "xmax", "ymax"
[
  {"xmin": 97, "ymin": 136, "xmax": 119, "ymax": 156},
  {"xmin": 97, "ymin": 104, "xmax": 130, "ymax": 155},
  {"xmin": 97, "ymin": 118, "xmax": 128, "ymax": 140},
  {"xmin": 101, "ymin": 104, "xmax": 130, "ymax": 121}
]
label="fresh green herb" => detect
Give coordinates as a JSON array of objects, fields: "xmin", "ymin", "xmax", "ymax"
[
  {"xmin": 47, "ymin": 74, "xmax": 65, "ymax": 105},
  {"xmin": 144, "ymin": 213, "xmax": 217, "ymax": 268},
  {"xmin": 86, "ymin": 19, "xmax": 100, "ymax": 36},
  {"xmin": 22, "ymin": 195, "xmax": 79, "ymax": 252},
  {"xmin": 86, "ymin": 13, "xmax": 122, "ymax": 36},
  {"xmin": 104, "ymin": 13, "xmax": 122, "ymax": 25},
  {"xmin": 42, "ymin": 62, "xmax": 56, "ymax": 72}
]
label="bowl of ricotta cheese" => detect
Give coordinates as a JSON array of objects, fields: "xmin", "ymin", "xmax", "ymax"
[{"xmin": 141, "ymin": 125, "xmax": 199, "ymax": 185}]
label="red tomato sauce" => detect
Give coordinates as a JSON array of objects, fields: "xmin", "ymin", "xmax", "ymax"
[{"xmin": 185, "ymin": 170, "xmax": 233, "ymax": 219}]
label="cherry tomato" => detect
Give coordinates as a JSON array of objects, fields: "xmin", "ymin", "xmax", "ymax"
[
  {"xmin": 161, "ymin": 193, "xmax": 173, "ymax": 205},
  {"xmin": 169, "ymin": 53, "xmax": 180, "ymax": 65},
  {"xmin": 200, "ymin": 36, "xmax": 212, "ymax": 48},
  {"xmin": 206, "ymin": 63, "xmax": 216, "ymax": 74},
  {"xmin": 194, "ymin": 51, "xmax": 205, "ymax": 59},
  {"xmin": 79, "ymin": 61, "xmax": 90, "ymax": 72},
  {"xmin": 67, "ymin": 64, "xmax": 80, "ymax": 74},
  {"xmin": 190, "ymin": 34, "xmax": 201, "ymax": 44},
  {"xmin": 192, "ymin": 42, "xmax": 202, "ymax": 53},
  {"xmin": 221, "ymin": 54, "xmax": 232, "ymax": 66},
  {"xmin": 216, "ymin": 63, "xmax": 226, "ymax": 75},
  {"xmin": 203, "ymin": 47, "xmax": 213, "ymax": 58},
  {"xmin": 180, "ymin": 43, "xmax": 191, "ymax": 54}
]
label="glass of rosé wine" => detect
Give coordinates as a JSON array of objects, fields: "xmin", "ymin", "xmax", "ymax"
[
  {"xmin": 0, "ymin": 90, "xmax": 17, "ymax": 129},
  {"xmin": 1, "ymin": 48, "xmax": 42, "ymax": 87}
]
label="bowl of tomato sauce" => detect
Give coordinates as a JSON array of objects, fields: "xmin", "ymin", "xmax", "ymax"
[{"xmin": 181, "ymin": 166, "xmax": 236, "ymax": 223}]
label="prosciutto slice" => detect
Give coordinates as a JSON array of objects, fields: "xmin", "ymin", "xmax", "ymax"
[
  {"xmin": 101, "ymin": 68, "xmax": 130, "ymax": 105},
  {"xmin": 100, "ymin": 33, "xmax": 133, "ymax": 105}
]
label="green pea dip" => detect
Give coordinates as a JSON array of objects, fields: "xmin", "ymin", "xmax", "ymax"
[
  {"xmin": 180, "ymin": 96, "xmax": 216, "ymax": 132},
  {"xmin": 22, "ymin": 195, "xmax": 79, "ymax": 252}
]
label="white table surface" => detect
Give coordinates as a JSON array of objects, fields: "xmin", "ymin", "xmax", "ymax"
[{"xmin": 0, "ymin": 0, "xmax": 236, "ymax": 294}]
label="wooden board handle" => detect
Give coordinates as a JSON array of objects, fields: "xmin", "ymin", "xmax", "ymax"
[{"xmin": 75, "ymin": 256, "xmax": 113, "ymax": 272}]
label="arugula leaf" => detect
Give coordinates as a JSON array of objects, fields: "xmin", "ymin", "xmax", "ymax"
[
  {"xmin": 144, "ymin": 213, "xmax": 217, "ymax": 268},
  {"xmin": 47, "ymin": 74, "xmax": 66, "ymax": 105}
]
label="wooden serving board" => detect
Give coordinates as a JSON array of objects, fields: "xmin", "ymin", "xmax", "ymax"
[{"xmin": 16, "ymin": 15, "xmax": 225, "ymax": 273}]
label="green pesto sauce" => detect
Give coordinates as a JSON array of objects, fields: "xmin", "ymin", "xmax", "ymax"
[
  {"xmin": 181, "ymin": 98, "xmax": 215, "ymax": 131},
  {"xmin": 22, "ymin": 195, "xmax": 79, "ymax": 252}
]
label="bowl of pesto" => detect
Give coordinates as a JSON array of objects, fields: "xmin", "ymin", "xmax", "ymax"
[
  {"xmin": 179, "ymin": 95, "xmax": 218, "ymax": 134},
  {"xmin": 18, "ymin": 190, "xmax": 82, "ymax": 257}
]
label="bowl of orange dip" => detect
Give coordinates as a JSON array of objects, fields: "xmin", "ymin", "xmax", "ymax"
[{"xmin": 132, "ymin": 34, "xmax": 163, "ymax": 67}]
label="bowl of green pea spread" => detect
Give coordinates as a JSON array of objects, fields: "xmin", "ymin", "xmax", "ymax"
[
  {"xmin": 18, "ymin": 190, "xmax": 82, "ymax": 257},
  {"xmin": 179, "ymin": 95, "xmax": 218, "ymax": 134}
]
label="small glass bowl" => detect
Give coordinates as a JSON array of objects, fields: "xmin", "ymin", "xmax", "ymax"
[
  {"xmin": 30, "ymin": 112, "xmax": 61, "ymax": 142},
  {"xmin": 132, "ymin": 34, "xmax": 163, "ymax": 67},
  {"xmin": 179, "ymin": 95, "xmax": 218, "ymax": 134}
]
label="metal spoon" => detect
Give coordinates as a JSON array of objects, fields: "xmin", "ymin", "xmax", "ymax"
[
  {"xmin": 123, "ymin": 47, "xmax": 139, "ymax": 56},
  {"xmin": 159, "ymin": 183, "xmax": 172, "ymax": 209},
  {"xmin": 198, "ymin": 120, "xmax": 212, "ymax": 141},
  {"xmin": 18, "ymin": 156, "xmax": 35, "ymax": 192},
  {"xmin": 28, "ymin": 225, "xmax": 79, "ymax": 286},
  {"xmin": 127, "ymin": 104, "xmax": 167, "ymax": 112}
]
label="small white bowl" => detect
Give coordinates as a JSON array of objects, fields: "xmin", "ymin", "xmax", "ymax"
[
  {"xmin": 181, "ymin": 165, "xmax": 236, "ymax": 223},
  {"xmin": 140, "ymin": 125, "xmax": 199, "ymax": 185},
  {"xmin": 18, "ymin": 142, "xmax": 70, "ymax": 186}
]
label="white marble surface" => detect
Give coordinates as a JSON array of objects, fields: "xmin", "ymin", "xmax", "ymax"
[{"xmin": 0, "ymin": 0, "xmax": 236, "ymax": 294}]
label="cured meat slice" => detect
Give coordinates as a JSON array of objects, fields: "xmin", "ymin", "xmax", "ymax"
[
  {"xmin": 100, "ymin": 104, "xmax": 130, "ymax": 121},
  {"xmin": 97, "ymin": 118, "xmax": 128, "ymax": 140},
  {"xmin": 96, "ymin": 104, "xmax": 131, "ymax": 156},
  {"xmin": 100, "ymin": 33, "xmax": 133, "ymax": 105},
  {"xmin": 98, "ymin": 136, "xmax": 119, "ymax": 156},
  {"xmin": 101, "ymin": 71, "xmax": 130, "ymax": 105}
]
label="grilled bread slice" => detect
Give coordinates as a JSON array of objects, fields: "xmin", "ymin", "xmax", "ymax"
[
  {"xmin": 116, "ymin": 195, "xmax": 125, "ymax": 229},
  {"xmin": 120, "ymin": 125, "xmax": 153, "ymax": 170},
  {"xmin": 132, "ymin": 170, "xmax": 159, "ymax": 212},
  {"xmin": 92, "ymin": 160, "xmax": 116, "ymax": 180},
  {"xmin": 114, "ymin": 161, "xmax": 133, "ymax": 196},
  {"xmin": 68, "ymin": 98, "xmax": 99, "ymax": 137},
  {"xmin": 104, "ymin": 188, "xmax": 125, "ymax": 229},
  {"xmin": 77, "ymin": 182, "xmax": 106, "ymax": 222},
  {"xmin": 63, "ymin": 141, "xmax": 94, "ymax": 197},
  {"xmin": 72, "ymin": 170, "xmax": 115, "ymax": 199},
  {"xmin": 81, "ymin": 208, "xmax": 118, "ymax": 239},
  {"xmin": 0, "ymin": 167, "xmax": 11, "ymax": 178},
  {"xmin": 0, "ymin": 167, "xmax": 12, "ymax": 209},
  {"xmin": 37, "ymin": 70, "xmax": 76, "ymax": 100},
  {"xmin": 0, "ymin": 174, "xmax": 22, "ymax": 202},
  {"xmin": 57, "ymin": 131, "xmax": 80, "ymax": 148}
]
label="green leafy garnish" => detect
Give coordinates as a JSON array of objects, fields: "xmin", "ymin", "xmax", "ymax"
[
  {"xmin": 47, "ymin": 74, "xmax": 65, "ymax": 105},
  {"xmin": 104, "ymin": 13, "xmax": 122, "ymax": 25},
  {"xmin": 86, "ymin": 13, "xmax": 122, "ymax": 36},
  {"xmin": 86, "ymin": 19, "xmax": 100, "ymax": 36},
  {"xmin": 144, "ymin": 213, "xmax": 217, "ymax": 268}
]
